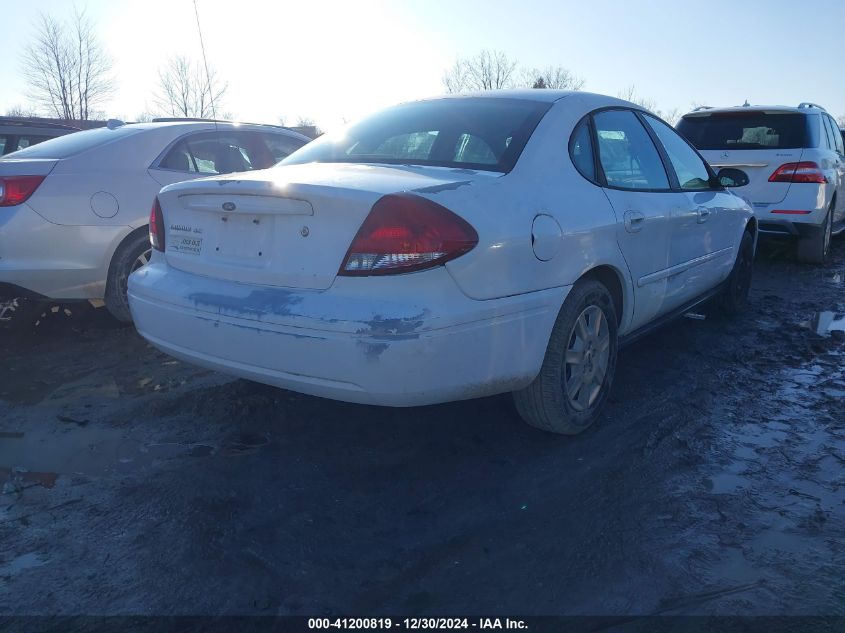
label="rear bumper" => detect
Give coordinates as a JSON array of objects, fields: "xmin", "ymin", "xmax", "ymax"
[
  {"xmin": 753, "ymin": 194, "xmax": 828, "ymax": 238},
  {"xmin": 128, "ymin": 259, "xmax": 567, "ymax": 406},
  {"xmin": 0, "ymin": 203, "xmax": 129, "ymax": 299}
]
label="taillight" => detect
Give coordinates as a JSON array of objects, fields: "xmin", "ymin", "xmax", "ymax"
[
  {"xmin": 768, "ymin": 161, "xmax": 827, "ymax": 184},
  {"xmin": 149, "ymin": 197, "xmax": 165, "ymax": 252},
  {"xmin": 339, "ymin": 193, "xmax": 478, "ymax": 276},
  {"xmin": 0, "ymin": 176, "xmax": 46, "ymax": 207}
]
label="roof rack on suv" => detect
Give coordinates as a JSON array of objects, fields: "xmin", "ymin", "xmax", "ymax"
[{"xmin": 798, "ymin": 102, "xmax": 826, "ymax": 111}]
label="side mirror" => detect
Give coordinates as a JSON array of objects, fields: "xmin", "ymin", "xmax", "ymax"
[{"xmin": 716, "ymin": 167, "xmax": 749, "ymax": 188}]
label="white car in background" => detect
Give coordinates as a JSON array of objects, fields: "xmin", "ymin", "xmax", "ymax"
[
  {"xmin": 129, "ymin": 91, "xmax": 756, "ymax": 435},
  {"xmin": 677, "ymin": 103, "xmax": 845, "ymax": 263},
  {"xmin": 0, "ymin": 120, "xmax": 310, "ymax": 321}
]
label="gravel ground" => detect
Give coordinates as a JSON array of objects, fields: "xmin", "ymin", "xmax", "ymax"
[{"xmin": 0, "ymin": 239, "xmax": 843, "ymax": 616}]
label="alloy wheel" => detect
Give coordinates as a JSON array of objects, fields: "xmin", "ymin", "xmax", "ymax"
[{"xmin": 563, "ymin": 305, "xmax": 610, "ymax": 412}]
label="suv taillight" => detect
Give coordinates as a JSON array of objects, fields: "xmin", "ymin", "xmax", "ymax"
[
  {"xmin": 149, "ymin": 197, "xmax": 165, "ymax": 252},
  {"xmin": 0, "ymin": 176, "xmax": 46, "ymax": 207},
  {"xmin": 338, "ymin": 193, "xmax": 478, "ymax": 276},
  {"xmin": 768, "ymin": 161, "xmax": 827, "ymax": 184}
]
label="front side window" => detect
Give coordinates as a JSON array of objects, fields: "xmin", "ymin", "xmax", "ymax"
[
  {"xmin": 593, "ymin": 109, "xmax": 669, "ymax": 190},
  {"xmin": 569, "ymin": 119, "xmax": 595, "ymax": 180},
  {"xmin": 262, "ymin": 133, "xmax": 307, "ymax": 163},
  {"xmin": 0, "ymin": 136, "xmax": 8, "ymax": 155},
  {"xmin": 159, "ymin": 132, "xmax": 280, "ymax": 174},
  {"xmin": 643, "ymin": 114, "xmax": 711, "ymax": 190},
  {"xmin": 282, "ymin": 98, "xmax": 551, "ymax": 173}
]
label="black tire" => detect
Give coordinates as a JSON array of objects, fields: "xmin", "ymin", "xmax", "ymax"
[
  {"xmin": 796, "ymin": 205, "xmax": 832, "ymax": 264},
  {"xmin": 718, "ymin": 230, "xmax": 754, "ymax": 314},
  {"xmin": 104, "ymin": 230, "xmax": 151, "ymax": 323},
  {"xmin": 513, "ymin": 278, "xmax": 618, "ymax": 435}
]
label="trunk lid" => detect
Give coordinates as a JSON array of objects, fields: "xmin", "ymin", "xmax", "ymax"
[
  {"xmin": 157, "ymin": 162, "xmax": 497, "ymax": 290},
  {"xmin": 0, "ymin": 158, "xmax": 58, "ymax": 177},
  {"xmin": 700, "ymin": 148, "xmax": 802, "ymax": 204}
]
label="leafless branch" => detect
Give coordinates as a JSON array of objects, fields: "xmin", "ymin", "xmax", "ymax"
[{"xmin": 20, "ymin": 8, "xmax": 114, "ymax": 120}]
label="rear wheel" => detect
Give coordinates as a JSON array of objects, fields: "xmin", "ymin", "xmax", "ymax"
[
  {"xmin": 513, "ymin": 278, "xmax": 618, "ymax": 435},
  {"xmin": 796, "ymin": 205, "xmax": 832, "ymax": 264},
  {"xmin": 104, "ymin": 230, "xmax": 151, "ymax": 323},
  {"xmin": 718, "ymin": 230, "xmax": 754, "ymax": 314}
]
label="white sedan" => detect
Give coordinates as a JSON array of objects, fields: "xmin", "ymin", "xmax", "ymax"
[
  {"xmin": 128, "ymin": 91, "xmax": 756, "ymax": 434},
  {"xmin": 0, "ymin": 120, "xmax": 309, "ymax": 321}
]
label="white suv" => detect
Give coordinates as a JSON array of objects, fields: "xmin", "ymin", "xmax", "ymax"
[{"xmin": 677, "ymin": 103, "xmax": 845, "ymax": 263}]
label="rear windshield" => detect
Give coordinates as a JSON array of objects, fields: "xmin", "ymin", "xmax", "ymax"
[
  {"xmin": 281, "ymin": 98, "xmax": 551, "ymax": 173},
  {"xmin": 4, "ymin": 126, "xmax": 141, "ymax": 159},
  {"xmin": 677, "ymin": 112, "xmax": 812, "ymax": 150}
]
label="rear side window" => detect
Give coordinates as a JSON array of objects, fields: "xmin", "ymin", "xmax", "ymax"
[
  {"xmin": 643, "ymin": 114, "xmax": 711, "ymax": 190},
  {"xmin": 593, "ymin": 109, "xmax": 670, "ymax": 190},
  {"xmin": 677, "ymin": 112, "xmax": 810, "ymax": 150},
  {"xmin": 569, "ymin": 119, "xmax": 595, "ymax": 180},
  {"xmin": 822, "ymin": 115, "xmax": 842, "ymax": 153},
  {"xmin": 4, "ymin": 126, "xmax": 140, "ymax": 159}
]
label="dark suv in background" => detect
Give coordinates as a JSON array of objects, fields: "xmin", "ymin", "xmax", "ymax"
[{"xmin": 0, "ymin": 117, "xmax": 87, "ymax": 156}]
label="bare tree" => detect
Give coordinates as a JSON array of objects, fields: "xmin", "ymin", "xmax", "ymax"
[
  {"xmin": 21, "ymin": 8, "xmax": 114, "ymax": 120},
  {"xmin": 154, "ymin": 55, "xmax": 227, "ymax": 119},
  {"xmin": 617, "ymin": 85, "xmax": 657, "ymax": 111},
  {"xmin": 296, "ymin": 116, "xmax": 315, "ymax": 127},
  {"xmin": 443, "ymin": 50, "xmax": 518, "ymax": 93},
  {"xmin": 5, "ymin": 104, "xmax": 40, "ymax": 118},
  {"xmin": 522, "ymin": 66, "xmax": 584, "ymax": 90},
  {"xmin": 837, "ymin": 115, "xmax": 845, "ymax": 129}
]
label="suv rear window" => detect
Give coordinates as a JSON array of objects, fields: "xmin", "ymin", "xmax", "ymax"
[
  {"xmin": 677, "ymin": 112, "xmax": 812, "ymax": 150},
  {"xmin": 281, "ymin": 98, "xmax": 551, "ymax": 173},
  {"xmin": 4, "ymin": 126, "xmax": 141, "ymax": 159}
]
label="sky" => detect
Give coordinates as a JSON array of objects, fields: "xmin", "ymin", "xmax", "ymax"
[{"xmin": 2, "ymin": 0, "xmax": 844, "ymax": 132}]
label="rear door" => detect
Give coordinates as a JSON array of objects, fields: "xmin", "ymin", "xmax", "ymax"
[
  {"xmin": 677, "ymin": 111, "xmax": 812, "ymax": 205},
  {"xmin": 592, "ymin": 109, "xmax": 689, "ymax": 328}
]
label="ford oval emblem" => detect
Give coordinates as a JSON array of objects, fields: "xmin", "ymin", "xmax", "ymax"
[{"xmin": 222, "ymin": 201, "xmax": 236, "ymax": 211}]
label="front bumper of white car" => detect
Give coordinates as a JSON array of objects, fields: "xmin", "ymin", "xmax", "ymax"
[{"xmin": 128, "ymin": 258, "xmax": 567, "ymax": 407}]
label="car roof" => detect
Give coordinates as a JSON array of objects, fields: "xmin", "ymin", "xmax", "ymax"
[
  {"xmin": 123, "ymin": 120, "xmax": 311, "ymax": 141},
  {"xmin": 412, "ymin": 89, "xmax": 644, "ymax": 111}
]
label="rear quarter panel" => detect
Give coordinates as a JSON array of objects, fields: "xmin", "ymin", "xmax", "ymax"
[
  {"xmin": 26, "ymin": 127, "xmax": 191, "ymax": 228},
  {"xmin": 438, "ymin": 95, "xmax": 635, "ymax": 330}
]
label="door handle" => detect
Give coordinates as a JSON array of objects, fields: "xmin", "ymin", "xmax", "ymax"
[
  {"xmin": 624, "ymin": 210, "xmax": 645, "ymax": 233},
  {"xmin": 696, "ymin": 207, "xmax": 711, "ymax": 223}
]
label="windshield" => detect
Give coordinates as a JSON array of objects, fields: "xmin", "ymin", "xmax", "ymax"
[
  {"xmin": 3, "ymin": 126, "xmax": 142, "ymax": 159},
  {"xmin": 676, "ymin": 112, "xmax": 813, "ymax": 150},
  {"xmin": 281, "ymin": 98, "xmax": 551, "ymax": 173}
]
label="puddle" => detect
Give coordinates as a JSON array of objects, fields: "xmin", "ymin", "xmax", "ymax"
[
  {"xmin": 0, "ymin": 425, "xmax": 213, "ymax": 479},
  {"xmin": 0, "ymin": 552, "xmax": 47, "ymax": 576},
  {"xmin": 710, "ymin": 471, "xmax": 751, "ymax": 494}
]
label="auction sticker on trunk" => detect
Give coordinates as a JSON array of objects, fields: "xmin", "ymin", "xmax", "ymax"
[{"xmin": 168, "ymin": 224, "xmax": 203, "ymax": 255}]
